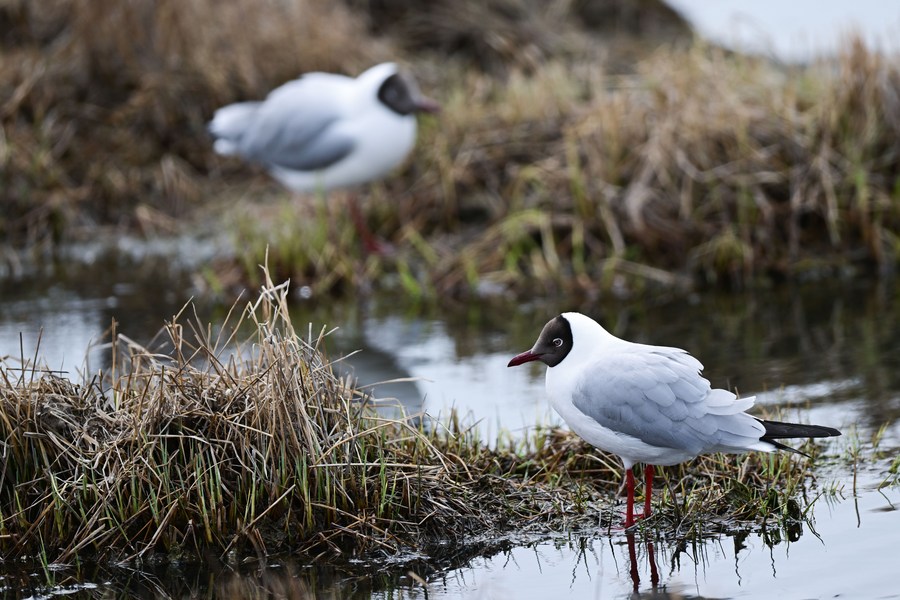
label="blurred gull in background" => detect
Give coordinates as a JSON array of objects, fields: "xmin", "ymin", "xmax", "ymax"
[
  {"xmin": 209, "ymin": 62, "xmax": 439, "ymax": 250},
  {"xmin": 509, "ymin": 312, "xmax": 841, "ymax": 528}
]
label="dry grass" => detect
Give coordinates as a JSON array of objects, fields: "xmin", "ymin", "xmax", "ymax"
[
  {"xmin": 415, "ymin": 39, "xmax": 900, "ymax": 297},
  {"xmin": 0, "ymin": 267, "xmax": 602, "ymax": 563}
]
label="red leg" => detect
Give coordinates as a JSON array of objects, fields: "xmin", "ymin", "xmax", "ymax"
[
  {"xmin": 643, "ymin": 464, "xmax": 654, "ymax": 519},
  {"xmin": 647, "ymin": 539, "xmax": 660, "ymax": 588},
  {"xmin": 624, "ymin": 467, "xmax": 636, "ymax": 528},
  {"xmin": 347, "ymin": 194, "xmax": 389, "ymax": 255},
  {"xmin": 626, "ymin": 532, "xmax": 640, "ymax": 591}
]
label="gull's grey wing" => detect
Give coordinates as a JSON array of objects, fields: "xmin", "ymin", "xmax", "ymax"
[
  {"xmin": 571, "ymin": 347, "xmax": 763, "ymax": 454},
  {"xmin": 237, "ymin": 74, "xmax": 356, "ymax": 171}
]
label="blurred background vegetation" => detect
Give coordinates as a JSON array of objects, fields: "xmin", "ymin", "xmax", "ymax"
[{"xmin": 2, "ymin": 0, "xmax": 898, "ymax": 299}]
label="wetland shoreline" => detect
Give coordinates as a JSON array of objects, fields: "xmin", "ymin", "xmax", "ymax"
[{"xmin": 0, "ymin": 271, "xmax": 851, "ymax": 568}]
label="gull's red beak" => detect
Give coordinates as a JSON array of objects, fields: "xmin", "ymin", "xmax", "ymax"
[
  {"xmin": 507, "ymin": 350, "xmax": 541, "ymax": 367},
  {"xmin": 415, "ymin": 95, "xmax": 441, "ymax": 114}
]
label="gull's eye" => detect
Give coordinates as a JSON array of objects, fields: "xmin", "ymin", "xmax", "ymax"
[{"xmin": 552, "ymin": 337, "xmax": 563, "ymax": 348}]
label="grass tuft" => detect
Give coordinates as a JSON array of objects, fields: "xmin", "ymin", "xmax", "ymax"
[{"xmin": 0, "ymin": 268, "xmax": 596, "ymax": 562}]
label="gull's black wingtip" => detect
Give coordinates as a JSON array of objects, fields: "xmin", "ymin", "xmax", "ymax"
[
  {"xmin": 757, "ymin": 419, "xmax": 841, "ymax": 457},
  {"xmin": 759, "ymin": 419, "xmax": 842, "ymax": 440}
]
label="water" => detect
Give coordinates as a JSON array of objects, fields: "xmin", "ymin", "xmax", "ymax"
[
  {"xmin": 425, "ymin": 476, "xmax": 899, "ymax": 598},
  {"xmin": 6, "ymin": 480, "xmax": 898, "ymax": 598},
  {"xmin": 663, "ymin": 0, "xmax": 900, "ymax": 62},
  {"xmin": 0, "ymin": 235, "xmax": 223, "ymax": 377},
  {"xmin": 1, "ymin": 241, "xmax": 899, "ymax": 598}
]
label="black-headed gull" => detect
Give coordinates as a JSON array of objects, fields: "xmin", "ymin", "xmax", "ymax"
[
  {"xmin": 209, "ymin": 62, "xmax": 438, "ymax": 250},
  {"xmin": 508, "ymin": 312, "xmax": 841, "ymax": 528}
]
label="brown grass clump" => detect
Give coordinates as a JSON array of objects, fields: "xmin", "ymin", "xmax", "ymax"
[
  {"xmin": 409, "ymin": 39, "xmax": 900, "ymax": 297},
  {"xmin": 0, "ymin": 268, "xmax": 607, "ymax": 563}
]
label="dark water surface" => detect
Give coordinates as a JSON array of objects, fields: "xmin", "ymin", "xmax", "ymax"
[{"xmin": 1, "ymin": 242, "xmax": 899, "ymax": 598}]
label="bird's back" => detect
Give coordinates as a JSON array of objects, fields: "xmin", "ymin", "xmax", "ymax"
[
  {"xmin": 218, "ymin": 74, "xmax": 351, "ymax": 153},
  {"xmin": 548, "ymin": 338, "xmax": 770, "ymax": 466}
]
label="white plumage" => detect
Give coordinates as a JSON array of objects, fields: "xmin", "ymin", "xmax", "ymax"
[
  {"xmin": 208, "ymin": 62, "xmax": 438, "ymax": 193},
  {"xmin": 508, "ymin": 311, "xmax": 841, "ymax": 528}
]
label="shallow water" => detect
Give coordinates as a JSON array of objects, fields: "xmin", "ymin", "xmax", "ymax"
[
  {"xmin": 1, "ymin": 242, "xmax": 899, "ymax": 599},
  {"xmin": 422, "ymin": 476, "xmax": 899, "ymax": 599},
  {"xmin": 6, "ymin": 476, "xmax": 898, "ymax": 599}
]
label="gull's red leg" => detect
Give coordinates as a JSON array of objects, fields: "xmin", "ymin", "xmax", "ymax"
[
  {"xmin": 627, "ymin": 532, "xmax": 640, "ymax": 591},
  {"xmin": 643, "ymin": 464, "xmax": 654, "ymax": 519},
  {"xmin": 625, "ymin": 467, "xmax": 636, "ymax": 528},
  {"xmin": 347, "ymin": 194, "xmax": 389, "ymax": 255}
]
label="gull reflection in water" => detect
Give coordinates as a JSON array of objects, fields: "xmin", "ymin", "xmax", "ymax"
[{"xmin": 626, "ymin": 532, "xmax": 661, "ymax": 596}]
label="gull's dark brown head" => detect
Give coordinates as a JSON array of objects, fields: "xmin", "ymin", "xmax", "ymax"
[
  {"xmin": 377, "ymin": 71, "xmax": 440, "ymax": 116},
  {"xmin": 508, "ymin": 314, "xmax": 573, "ymax": 368}
]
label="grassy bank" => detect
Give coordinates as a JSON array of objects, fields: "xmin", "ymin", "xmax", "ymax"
[
  {"xmin": 223, "ymin": 37, "xmax": 900, "ymax": 300},
  {"xmin": 7, "ymin": 1, "xmax": 899, "ymax": 298},
  {"xmin": 446, "ymin": 40, "xmax": 900, "ymax": 292},
  {"xmin": 0, "ymin": 272, "xmax": 835, "ymax": 564}
]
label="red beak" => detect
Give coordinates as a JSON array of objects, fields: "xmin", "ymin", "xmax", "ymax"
[
  {"xmin": 415, "ymin": 95, "xmax": 441, "ymax": 114},
  {"xmin": 507, "ymin": 350, "xmax": 541, "ymax": 367}
]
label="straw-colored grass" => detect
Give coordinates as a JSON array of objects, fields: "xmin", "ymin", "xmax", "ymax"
[
  {"xmin": 418, "ymin": 39, "xmax": 900, "ymax": 297},
  {"xmin": 0, "ymin": 268, "xmax": 597, "ymax": 563}
]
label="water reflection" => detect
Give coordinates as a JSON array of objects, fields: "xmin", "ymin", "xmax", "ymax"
[
  {"xmin": 0, "ymin": 247, "xmax": 206, "ymax": 378},
  {"xmin": 13, "ymin": 476, "xmax": 892, "ymax": 599},
  {"xmin": 624, "ymin": 533, "xmax": 660, "ymax": 596},
  {"xmin": 0, "ymin": 443, "xmax": 896, "ymax": 598},
  {"xmin": 418, "ymin": 476, "xmax": 897, "ymax": 599}
]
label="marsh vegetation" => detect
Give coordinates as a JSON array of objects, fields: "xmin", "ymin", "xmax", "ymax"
[
  {"xmin": 3, "ymin": 0, "xmax": 899, "ymax": 297},
  {"xmin": 0, "ymin": 270, "xmax": 842, "ymax": 565}
]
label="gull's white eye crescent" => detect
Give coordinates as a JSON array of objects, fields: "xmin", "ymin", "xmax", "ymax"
[{"xmin": 552, "ymin": 338, "xmax": 563, "ymax": 347}]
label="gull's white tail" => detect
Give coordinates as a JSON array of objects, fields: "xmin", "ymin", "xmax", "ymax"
[{"xmin": 208, "ymin": 101, "xmax": 261, "ymax": 155}]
